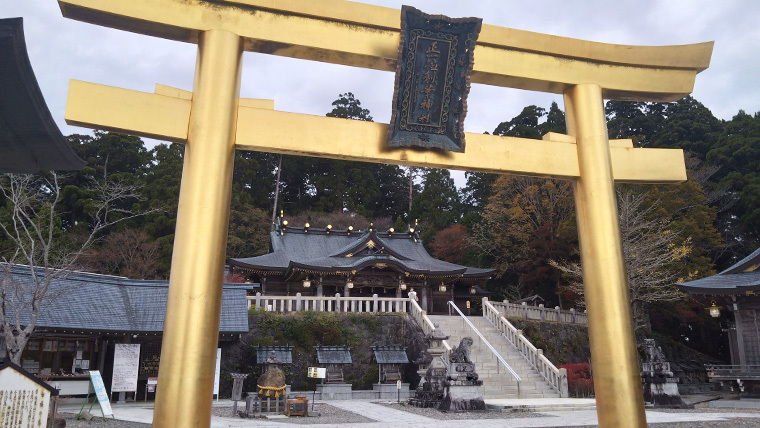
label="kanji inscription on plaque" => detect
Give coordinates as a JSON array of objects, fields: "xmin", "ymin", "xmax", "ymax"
[{"xmin": 387, "ymin": 6, "xmax": 482, "ymax": 152}]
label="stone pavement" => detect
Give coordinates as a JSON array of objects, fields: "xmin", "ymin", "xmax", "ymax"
[{"xmin": 59, "ymin": 398, "xmax": 760, "ymax": 427}]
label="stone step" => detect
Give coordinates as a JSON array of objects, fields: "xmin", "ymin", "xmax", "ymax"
[
  {"xmin": 427, "ymin": 314, "xmax": 563, "ymax": 400},
  {"xmin": 486, "ymin": 401, "xmax": 596, "ymax": 412}
]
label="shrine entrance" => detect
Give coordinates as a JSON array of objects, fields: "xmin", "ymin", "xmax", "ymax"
[{"xmin": 57, "ymin": 1, "xmax": 713, "ymax": 427}]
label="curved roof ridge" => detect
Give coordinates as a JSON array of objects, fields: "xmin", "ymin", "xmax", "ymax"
[
  {"xmin": 720, "ymin": 246, "xmax": 760, "ymax": 274},
  {"xmin": 328, "ymin": 230, "xmax": 410, "ymax": 260},
  {"xmin": 0, "ymin": 18, "xmax": 85, "ymax": 173}
]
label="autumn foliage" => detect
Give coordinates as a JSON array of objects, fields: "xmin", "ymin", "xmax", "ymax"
[
  {"xmin": 430, "ymin": 224, "xmax": 473, "ymax": 264},
  {"xmin": 559, "ymin": 363, "xmax": 594, "ymax": 397}
]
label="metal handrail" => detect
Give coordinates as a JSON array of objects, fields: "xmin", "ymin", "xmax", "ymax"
[{"xmin": 447, "ymin": 301, "xmax": 521, "ymax": 396}]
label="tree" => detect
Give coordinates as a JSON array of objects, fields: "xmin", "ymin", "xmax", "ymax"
[
  {"xmin": 553, "ymin": 188, "xmax": 690, "ymax": 330},
  {"xmin": 227, "ymin": 206, "xmax": 271, "ymax": 259},
  {"xmin": 410, "ymin": 168, "xmax": 461, "ymax": 246},
  {"xmin": 81, "ymin": 228, "xmax": 160, "ymax": 279},
  {"xmin": 429, "ymin": 224, "xmax": 474, "ymax": 264},
  {"xmin": 707, "ymin": 110, "xmax": 760, "ymax": 262},
  {"xmin": 1, "ymin": 172, "xmax": 149, "ymax": 364},
  {"xmin": 325, "ymin": 92, "xmax": 372, "ymax": 121},
  {"xmin": 140, "ymin": 143, "xmax": 185, "ymax": 277},
  {"xmin": 493, "ymin": 102, "xmax": 566, "ymax": 139},
  {"xmin": 475, "ymin": 175, "xmax": 576, "ymax": 305},
  {"xmin": 285, "ymin": 210, "xmax": 371, "ymax": 230}
]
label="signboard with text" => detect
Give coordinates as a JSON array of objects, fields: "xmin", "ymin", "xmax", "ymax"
[
  {"xmin": 88, "ymin": 370, "xmax": 113, "ymax": 417},
  {"xmin": 213, "ymin": 348, "xmax": 221, "ymax": 398},
  {"xmin": 112, "ymin": 344, "xmax": 140, "ymax": 392},
  {"xmin": 307, "ymin": 367, "xmax": 326, "ymax": 378},
  {"xmin": 387, "ymin": 6, "xmax": 482, "ymax": 153}
]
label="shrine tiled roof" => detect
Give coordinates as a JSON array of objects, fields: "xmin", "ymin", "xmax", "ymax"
[
  {"xmin": 229, "ymin": 224, "xmax": 493, "ymax": 281},
  {"xmin": 316, "ymin": 345, "xmax": 352, "ymax": 364},
  {"xmin": 255, "ymin": 345, "xmax": 293, "ymax": 364},
  {"xmin": 372, "ymin": 346, "xmax": 409, "ymax": 364},
  {"xmin": 678, "ymin": 247, "xmax": 760, "ymax": 295},
  {"xmin": 2, "ymin": 264, "xmax": 250, "ymax": 333}
]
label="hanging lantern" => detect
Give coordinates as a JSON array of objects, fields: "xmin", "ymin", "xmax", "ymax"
[
  {"xmin": 399, "ymin": 281, "xmax": 407, "ymax": 291},
  {"xmin": 469, "ymin": 286, "xmax": 477, "ymax": 295},
  {"xmin": 438, "ymin": 283, "xmax": 447, "ymax": 292},
  {"xmin": 347, "ymin": 279, "xmax": 354, "ymax": 289},
  {"xmin": 708, "ymin": 302, "xmax": 721, "ymax": 318},
  {"xmin": 302, "ymin": 277, "xmax": 311, "ymax": 288}
]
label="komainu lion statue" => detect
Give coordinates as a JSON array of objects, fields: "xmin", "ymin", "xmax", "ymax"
[{"xmin": 449, "ymin": 337, "xmax": 474, "ymax": 363}]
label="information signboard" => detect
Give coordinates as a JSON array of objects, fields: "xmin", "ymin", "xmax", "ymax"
[
  {"xmin": 307, "ymin": 367, "xmax": 326, "ymax": 378},
  {"xmin": 112, "ymin": 344, "xmax": 140, "ymax": 393},
  {"xmin": 213, "ymin": 348, "xmax": 221, "ymax": 398},
  {"xmin": 88, "ymin": 370, "xmax": 113, "ymax": 417}
]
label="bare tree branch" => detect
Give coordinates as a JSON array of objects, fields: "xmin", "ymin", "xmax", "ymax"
[
  {"xmin": 552, "ymin": 188, "xmax": 686, "ymax": 331},
  {"xmin": 1, "ymin": 172, "xmax": 156, "ymax": 364}
]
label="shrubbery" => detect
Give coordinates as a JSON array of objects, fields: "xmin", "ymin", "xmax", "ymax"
[{"xmin": 559, "ymin": 363, "xmax": 594, "ymax": 397}]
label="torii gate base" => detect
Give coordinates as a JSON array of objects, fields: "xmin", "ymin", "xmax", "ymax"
[{"xmin": 57, "ymin": 1, "xmax": 713, "ymax": 427}]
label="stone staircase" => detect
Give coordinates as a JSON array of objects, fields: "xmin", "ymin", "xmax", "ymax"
[{"xmin": 427, "ymin": 314, "xmax": 562, "ymax": 399}]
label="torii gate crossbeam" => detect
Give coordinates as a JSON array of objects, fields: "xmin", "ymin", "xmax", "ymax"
[{"xmin": 56, "ymin": 1, "xmax": 713, "ymax": 427}]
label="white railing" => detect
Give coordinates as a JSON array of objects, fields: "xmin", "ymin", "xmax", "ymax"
[
  {"xmin": 447, "ymin": 301, "xmax": 521, "ymax": 396},
  {"xmin": 409, "ymin": 298, "xmax": 452, "ymax": 357},
  {"xmin": 247, "ymin": 292, "xmax": 410, "ymax": 314},
  {"xmin": 490, "ymin": 300, "xmax": 587, "ymax": 325},
  {"xmin": 483, "ymin": 297, "xmax": 569, "ymax": 397},
  {"xmin": 248, "ymin": 293, "xmax": 451, "ymax": 359}
]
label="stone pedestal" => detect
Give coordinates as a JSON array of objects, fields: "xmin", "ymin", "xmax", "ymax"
[
  {"xmin": 440, "ymin": 385, "xmax": 486, "ymax": 412},
  {"xmin": 373, "ymin": 383, "xmax": 411, "ymax": 400},
  {"xmin": 316, "ymin": 383, "xmax": 352, "ymax": 400},
  {"xmin": 641, "ymin": 339, "xmax": 687, "ymax": 408}
]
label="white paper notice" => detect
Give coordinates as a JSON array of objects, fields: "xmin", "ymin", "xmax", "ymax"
[
  {"xmin": 214, "ymin": 348, "xmax": 221, "ymax": 398},
  {"xmin": 112, "ymin": 343, "xmax": 140, "ymax": 392}
]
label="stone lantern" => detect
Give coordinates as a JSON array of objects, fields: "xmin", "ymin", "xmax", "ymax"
[{"xmin": 410, "ymin": 323, "xmax": 449, "ymax": 408}]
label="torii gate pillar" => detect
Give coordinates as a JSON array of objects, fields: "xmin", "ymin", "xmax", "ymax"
[
  {"xmin": 566, "ymin": 83, "xmax": 646, "ymax": 421},
  {"xmin": 153, "ymin": 30, "xmax": 243, "ymax": 427}
]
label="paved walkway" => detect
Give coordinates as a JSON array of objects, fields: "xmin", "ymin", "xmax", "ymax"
[{"xmin": 59, "ymin": 398, "xmax": 760, "ymax": 427}]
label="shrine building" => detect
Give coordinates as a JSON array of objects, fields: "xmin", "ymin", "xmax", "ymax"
[
  {"xmin": 679, "ymin": 247, "xmax": 760, "ymax": 394},
  {"xmin": 229, "ymin": 217, "xmax": 493, "ymax": 314}
]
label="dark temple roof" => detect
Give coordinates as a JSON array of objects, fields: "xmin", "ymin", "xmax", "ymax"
[
  {"xmin": 255, "ymin": 346, "xmax": 293, "ymax": 364},
  {"xmin": 0, "ymin": 18, "xmax": 85, "ymax": 173},
  {"xmin": 316, "ymin": 346, "xmax": 352, "ymax": 364},
  {"xmin": 372, "ymin": 346, "xmax": 409, "ymax": 364},
  {"xmin": 678, "ymin": 246, "xmax": 760, "ymax": 295},
  {"xmin": 230, "ymin": 222, "xmax": 493, "ymax": 281},
  {"xmin": 2, "ymin": 264, "xmax": 249, "ymax": 333}
]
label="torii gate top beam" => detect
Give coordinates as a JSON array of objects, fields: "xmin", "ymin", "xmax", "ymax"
[{"xmin": 59, "ymin": 0, "xmax": 713, "ymax": 102}]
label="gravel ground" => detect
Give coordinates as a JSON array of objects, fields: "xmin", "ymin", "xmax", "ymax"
[
  {"xmin": 378, "ymin": 402, "xmax": 550, "ymax": 420},
  {"xmin": 59, "ymin": 412, "xmax": 150, "ymax": 428},
  {"xmin": 210, "ymin": 402, "xmax": 376, "ymax": 424},
  {"xmin": 57, "ymin": 400, "xmax": 760, "ymax": 427}
]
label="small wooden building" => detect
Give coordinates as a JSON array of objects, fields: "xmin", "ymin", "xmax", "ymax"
[
  {"xmin": 1, "ymin": 264, "xmax": 249, "ymax": 398},
  {"xmin": 678, "ymin": 247, "xmax": 760, "ymax": 393},
  {"xmin": 230, "ymin": 218, "xmax": 493, "ymax": 314}
]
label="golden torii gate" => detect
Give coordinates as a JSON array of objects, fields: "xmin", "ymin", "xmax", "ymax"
[{"xmin": 58, "ymin": 0, "xmax": 712, "ymax": 426}]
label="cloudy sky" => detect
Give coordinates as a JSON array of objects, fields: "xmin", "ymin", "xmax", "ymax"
[{"xmin": 5, "ymin": 0, "xmax": 759, "ymax": 185}]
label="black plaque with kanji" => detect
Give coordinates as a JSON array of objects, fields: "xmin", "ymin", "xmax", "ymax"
[{"xmin": 387, "ymin": 6, "xmax": 482, "ymax": 153}]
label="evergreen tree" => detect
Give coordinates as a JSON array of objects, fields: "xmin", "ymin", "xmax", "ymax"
[{"xmin": 411, "ymin": 168, "xmax": 461, "ymax": 247}]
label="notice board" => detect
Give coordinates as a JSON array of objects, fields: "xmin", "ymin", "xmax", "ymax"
[
  {"xmin": 112, "ymin": 343, "xmax": 140, "ymax": 393},
  {"xmin": 213, "ymin": 348, "xmax": 221, "ymax": 397},
  {"xmin": 88, "ymin": 370, "xmax": 114, "ymax": 417}
]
